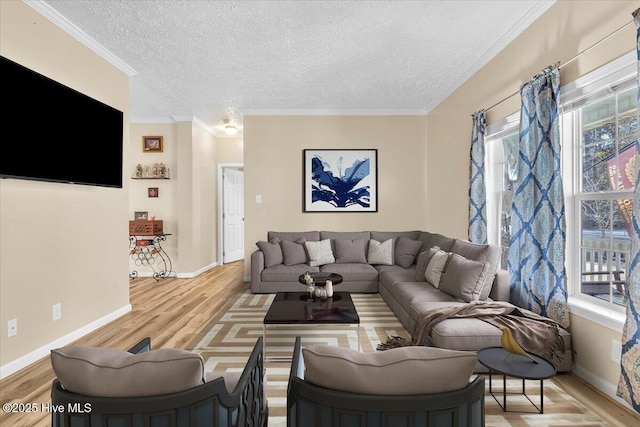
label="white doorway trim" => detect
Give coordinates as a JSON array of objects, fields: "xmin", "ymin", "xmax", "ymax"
[{"xmin": 217, "ymin": 163, "xmax": 244, "ymax": 266}]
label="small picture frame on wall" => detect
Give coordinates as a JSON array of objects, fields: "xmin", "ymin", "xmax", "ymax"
[
  {"xmin": 142, "ymin": 136, "xmax": 163, "ymax": 152},
  {"xmin": 148, "ymin": 187, "xmax": 159, "ymax": 198},
  {"xmin": 134, "ymin": 211, "xmax": 148, "ymax": 220}
]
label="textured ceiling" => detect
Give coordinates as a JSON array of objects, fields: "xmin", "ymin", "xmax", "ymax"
[{"xmin": 34, "ymin": 0, "xmax": 556, "ymax": 136}]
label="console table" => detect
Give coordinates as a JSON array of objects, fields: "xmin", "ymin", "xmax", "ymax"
[{"xmin": 129, "ymin": 234, "xmax": 173, "ymax": 280}]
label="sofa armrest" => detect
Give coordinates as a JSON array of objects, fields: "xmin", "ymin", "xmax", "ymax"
[
  {"xmin": 489, "ymin": 269, "xmax": 510, "ymax": 302},
  {"xmin": 251, "ymin": 250, "xmax": 265, "ymax": 291}
]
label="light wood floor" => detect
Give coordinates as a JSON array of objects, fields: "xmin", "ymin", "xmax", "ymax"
[{"xmin": 1, "ymin": 260, "xmax": 638, "ymax": 426}]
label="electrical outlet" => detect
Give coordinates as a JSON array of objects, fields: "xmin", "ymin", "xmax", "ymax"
[
  {"xmin": 53, "ymin": 303, "xmax": 62, "ymax": 321},
  {"xmin": 611, "ymin": 339, "xmax": 622, "ymax": 363},
  {"xmin": 7, "ymin": 319, "xmax": 17, "ymax": 337}
]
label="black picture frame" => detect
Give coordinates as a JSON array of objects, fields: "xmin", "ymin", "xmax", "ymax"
[{"xmin": 303, "ymin": 149, "xmax": 378, "ymax": 212}]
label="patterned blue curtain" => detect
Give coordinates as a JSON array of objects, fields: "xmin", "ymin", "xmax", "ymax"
[
  {"xmin": 469, "ymin": 110, "xmax": 487, "ymax": 244},
  {"xmin": 507, "ymin": 64, "xmax": 569, "ymax": 329},
  {"xmin": 617, "ymin": 7, "xmax": 640, "ymax": 413}
]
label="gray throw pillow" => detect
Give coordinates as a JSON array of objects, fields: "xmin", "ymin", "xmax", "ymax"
[
  {"xmin": 302, "ymin": 344, "xmax": 477, "ymax": 395},
  {"xmin": 439, "ymin": 253, "xmax": 492, "ymax": 302},
  {"xmin": 335, "ymin": 239, "xmax": 367, "ymax": 264},
  {"xmin": 367, "ymin": 239, "xmax": 394, "ymax": 265},
  {"xmin": 281, "ymin": 238, "xmax": 307, "ymax": 265},
  {"xmin": 395, "ymin": 237, "xmax": 424, "ymax": 268},
  {"xmin": 305, "ymin": 239, "xmax": 335, "ymax": 266},
  {"xmin": 256, "ymin": 237, "xmax": 283, "ymax": 267},
  {"xmin": 450, "ymin": 239, "xmax": 502, "ymax": 300},
  {"xmin": 423, "ymin": 247, "xmax": 449, "ymax": 288}
]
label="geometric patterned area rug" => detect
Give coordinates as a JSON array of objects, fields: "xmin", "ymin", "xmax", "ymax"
[{"xmin": 188, "ymin": 291, "xmax": 606, "ymax": 427}]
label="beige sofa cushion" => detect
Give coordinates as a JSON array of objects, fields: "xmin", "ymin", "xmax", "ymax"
[
  {"xmin": 51, "ymin": 346, "xmax": 205, "ymax": 397},
  {"xmin": 439, "ymin": 253, "xmax": 492, "ymax": 302},
  {"xmin": 302, "ymin": 344, "xmax": 477, "ymax": 395}
]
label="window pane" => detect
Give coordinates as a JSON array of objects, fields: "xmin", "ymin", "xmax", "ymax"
[
  {"xmin": 580, "ymin": 198, "xmax": 631, "ymax": 306},
  {"xmin": 618, "ymin": 87, "xmax": 637, "ymax": 137},
  {"xmin": 581, "ymin": 200, "xmax": 611, "ymax": 240},
  {"xmin": 582, "ymin": 147, "xmax": 612, "ymax": 192},
  {"xmin": 582, "ymin": 95, "xmax": 615, "ymax": 131},
  {"xmin": 616, "ymin": 137, "xmax": 637, "ymax": 191}
]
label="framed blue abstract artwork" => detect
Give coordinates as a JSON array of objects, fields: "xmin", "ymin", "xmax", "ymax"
[{"xmin": 303, "ymin": 149, "xmax": 378, "ymax": 212}]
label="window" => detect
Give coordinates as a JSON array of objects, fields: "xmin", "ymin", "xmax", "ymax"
[
  {"xmin": 486, "ymin": 116, "xmax": 519, "ymax": 271},
  {"xmin": 485, "ymin": 51, "xmax": 636, "ymax": 315},
  {"xmin": 564, "ymin": 80, "xmax": 636, "ymax": 308}
]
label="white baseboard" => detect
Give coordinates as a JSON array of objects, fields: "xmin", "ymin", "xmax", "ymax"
[
  {"xmin": 0, "ymin": 304, "xmax": 132, "ymax": 380},
  {"xmin": 572, "ymin": 363, "xmax": 635, "ymax": 411},
  {"xmin": 177, "ymin": 262, "xmax": 217, "ymax": 278},
  {"xmin": 131, "ymin": 262, "xmax": 217, "ymax": 279}
]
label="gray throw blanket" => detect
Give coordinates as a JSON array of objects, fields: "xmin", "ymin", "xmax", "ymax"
[{"xmin": 412, "ymin": 300, "xmax": 566, "ymax": 367}]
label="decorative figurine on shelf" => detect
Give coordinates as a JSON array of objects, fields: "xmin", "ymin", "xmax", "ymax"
[
  {"xmin": 158, "ymin": 163, "xmax": 167, "ymax": 178},
  {"xmin": 143, "ymin": 165, "xmax": 150, "ymax": 177},
  {"xmin": 151, "ymin": 163, "xmax": 159, "ymax": 177},
  {"xmin": 135, "ymin": 163, "xmax": 143, "ymax": 178},
  {"xmin": 500, "ymin": 327, "xmax": 538, "ymax": 363}
]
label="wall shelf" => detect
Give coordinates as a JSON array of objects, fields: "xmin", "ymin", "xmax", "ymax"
[{"xmin": 131, "ymin": 177, "xmax": 170, "ymax": 180}]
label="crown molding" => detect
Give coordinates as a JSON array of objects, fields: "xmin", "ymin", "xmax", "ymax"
[
  {"xmin": 241, "ymin": 109, "xmax": 428, "ymax": 116},
  {"xmin": 24, "ymin": 0, "xmax": 137, "ymax": 76}
]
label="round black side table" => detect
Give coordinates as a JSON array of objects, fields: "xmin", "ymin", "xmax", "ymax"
[
  {"xmin": 477, "ymin": 346, "xmax": 556, "ymax": 414},
  {"xmin": 297, "ymin": 272, "xmax": 343, "ymax": 287}
]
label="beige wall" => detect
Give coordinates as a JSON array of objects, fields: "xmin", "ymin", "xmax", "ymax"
[
  {"xmin": 243, "ymin": 115, "xmax": 428, "ymax": 278},
  {"xmin": 426, "ymin": 0, "xmax": 636, "ymax": 390},
  {"xmin": 216, "ymin": 136, "xmax": 244, "ymax": 164},
  {"xmin": 0, "ymin": 1, "xmax": 130, "ymax": 368}
]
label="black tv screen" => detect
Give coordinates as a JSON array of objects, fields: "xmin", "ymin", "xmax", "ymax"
[{"xmin": 0, "ymin": 55, "xmax": 124, "ymax": 188}]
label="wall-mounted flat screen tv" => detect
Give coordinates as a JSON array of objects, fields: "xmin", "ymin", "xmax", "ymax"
[{"xmin": 0, "ymin": 55, "xmax": 124, "ymax": 188}]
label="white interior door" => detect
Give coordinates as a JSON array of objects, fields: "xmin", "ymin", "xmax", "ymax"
[{"xmin": 223, "ymin": 168, "xmax": 244, "ymax": 263}]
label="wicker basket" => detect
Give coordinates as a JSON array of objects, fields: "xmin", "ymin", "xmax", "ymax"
[{"xmin": 129, "ymin": 220, "xmax": 163, "ymax": 236}]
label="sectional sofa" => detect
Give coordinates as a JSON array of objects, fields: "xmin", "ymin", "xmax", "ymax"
[{"xmin": 250, "ymin": 230, "xmax": 572, "ymax": 372}]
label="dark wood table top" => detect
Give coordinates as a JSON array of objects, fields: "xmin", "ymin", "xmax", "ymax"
[{"xmin": 263, "ymin": 292, "xmax": 359, "ymax": 324}]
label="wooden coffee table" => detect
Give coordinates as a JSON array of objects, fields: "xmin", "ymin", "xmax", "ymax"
[
  {"xmin": 263, "ymin": 291, "xmax": 359, "ymax": 361},
  {"xmin": 478, "ymin": 346, "xmax": 556, "ymax": 414}
]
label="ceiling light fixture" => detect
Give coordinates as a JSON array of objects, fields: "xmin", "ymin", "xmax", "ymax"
[{"xmin": 223, "ymin": 119, "xmax": 238, "ymax": 135}]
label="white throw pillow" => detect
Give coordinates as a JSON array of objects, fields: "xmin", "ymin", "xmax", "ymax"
[
  {"xmin": 305, "ymin": 239, "xmax": 335, "ymax": 266},
  {"xmin": 367, "ymin": 239, "xmax": 394, "ymax": 265},
  {"xmin": 424, "ymin": 248, "xmax": 450, "ymax": 287}
]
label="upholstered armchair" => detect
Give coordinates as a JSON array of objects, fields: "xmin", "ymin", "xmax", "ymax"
[
  {"xmin": 50, "ymin": 336, "xmax": 268, "ymax": 427},
  {"xmin": 287, "ymin": 336, "xmax": 484, "ymax": 427}
]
